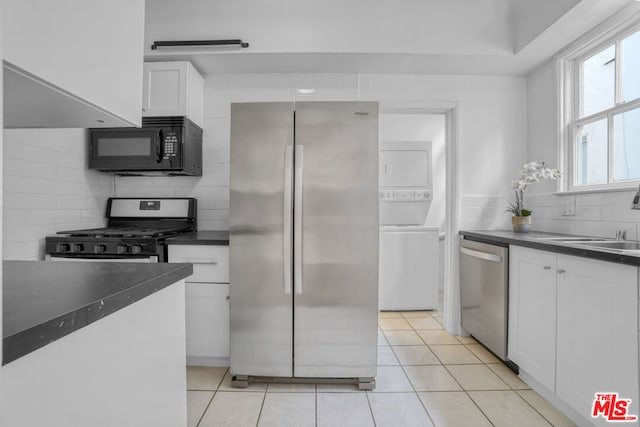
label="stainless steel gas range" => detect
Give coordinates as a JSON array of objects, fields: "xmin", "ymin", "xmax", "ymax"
[{"xmin": 45, "ymin": 198, "xmax": 197, "ymax": 263}]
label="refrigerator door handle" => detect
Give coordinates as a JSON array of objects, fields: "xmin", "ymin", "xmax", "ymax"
[
  {"xmin": 294, "ymin": 145, "xmax": 304, "ymax": 295},
  {"xmin": 283, "ymin": 145, "xmax": 294, "ymax": 295}
]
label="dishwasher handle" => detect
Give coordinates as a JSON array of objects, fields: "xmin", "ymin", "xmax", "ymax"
[{"xmin": 460, "ymin": 246, "xmax": 503, "ymax": 263}]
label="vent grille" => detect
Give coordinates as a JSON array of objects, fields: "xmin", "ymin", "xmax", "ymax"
[{"xmin": 141, "ymin": 116, "xmax": 187, "ymax": 127}]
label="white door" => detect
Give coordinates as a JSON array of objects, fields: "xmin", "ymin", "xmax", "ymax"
[
  {"xmin": 556, "ymin": 255, "xmax": 638, "ymax": 426},
  {"xmin": 508, "ymin": 246, "xmax": 557, "ymax": 392},
  {"xmin": 185, "ymin": 282, "xmax": 230, "ymax": 360}
]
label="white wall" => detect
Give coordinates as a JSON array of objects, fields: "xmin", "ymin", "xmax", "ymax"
[
  {"xmin": 526, "ymin": 59, "xmax": 640, "ymax": 239},
  {"xmin": 116, "ymin": 73, "xmax": 527, "ymax": 232},
  {"xmin": 3, "ymin": 129, "xmax": 112, "ymax": 260}
]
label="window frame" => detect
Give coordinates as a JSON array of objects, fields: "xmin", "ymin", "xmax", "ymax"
[{"xmin": 558, "ymin": 17, "xmax": 640, "ymax": 193}]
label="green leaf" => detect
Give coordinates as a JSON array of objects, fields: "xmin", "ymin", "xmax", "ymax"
[{"xmin": 520, "ymin": 209, "xmax": 532, "ymax": 216}]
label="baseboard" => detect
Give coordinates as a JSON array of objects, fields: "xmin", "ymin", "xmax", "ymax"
[{"xmin": 186, "ymin": 356, "xmax": 230, "ymax": 367}]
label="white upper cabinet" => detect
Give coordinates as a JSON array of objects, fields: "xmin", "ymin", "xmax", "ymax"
[
  {"xmin": 142, "ymin": 62, "xmax": 204, "ymax": 128},
  {"xmin": 3, "ymin": 0, "xmax": 145, "ymax": 128}
]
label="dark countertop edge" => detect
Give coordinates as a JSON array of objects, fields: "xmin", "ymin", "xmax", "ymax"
[
  {"xmin": 166, "ymin": 231, "xmax": 229, "ymax": 246},
  {"xmin": 2, "ymin": 263, "xmax": 193, "ymax": 366},
  {"xmin": 459, "ymin": 230, "xmax": 640, "ymax": 266}
]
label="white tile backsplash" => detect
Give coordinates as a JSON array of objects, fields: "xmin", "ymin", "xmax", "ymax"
[
  {"xmin": 524, "ymin": 190, "xmax": 639, "ymax": 239},
  {"xmin": 466, "ymin": 188, "xmax": 640, "ymax": 238},
  {"xmin": 3, "ymin": 129, "xmax": 112, "ymax": 260}
]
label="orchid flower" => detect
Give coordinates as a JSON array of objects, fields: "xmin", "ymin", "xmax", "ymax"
[{"xmin": 506, "ymin": 161, "xmax": 561, "ymax": 216}]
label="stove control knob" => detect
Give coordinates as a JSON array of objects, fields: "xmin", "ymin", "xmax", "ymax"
[
  {"xmin": 130, "ymin": 245, "xmax": 142, "ymax": 254},
  {"xmin": 117, "ymin": 245, "xmax": 129, "ymax": 254},
  {"xmin": 71, "ymin": 244, "xmax": 84, "ymax": 253},
  {"xmin": 94, "ymin": 244, "xmax": 107, "ymax": 254},
  {"xmin": 56, "ymin": 243, "xmax": 70, "ymax": 253}
]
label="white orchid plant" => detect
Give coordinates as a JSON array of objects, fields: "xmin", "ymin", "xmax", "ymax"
[{"xmin": 507, "ymin": 161, "xmax": 561, "ymax": 217}]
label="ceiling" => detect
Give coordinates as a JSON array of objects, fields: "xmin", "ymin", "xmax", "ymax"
[{"xmin": 144, "ymin": 0, "xmax": 637, "ymax": 76}]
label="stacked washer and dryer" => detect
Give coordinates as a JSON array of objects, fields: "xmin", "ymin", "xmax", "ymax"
[{"xmin": 379, "ymin": 141, "xmax": 439, "ymax": 311}]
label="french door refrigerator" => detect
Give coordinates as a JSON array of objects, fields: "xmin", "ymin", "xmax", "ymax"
[{"xmin": 229, "ymin": 101, "xmax": 379, "ymax": 390}]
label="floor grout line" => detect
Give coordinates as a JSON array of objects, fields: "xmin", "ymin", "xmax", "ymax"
[
  {"xmin": 193, "ymin": 390, "xmax": 216, "ymax": 427},
  {"xmin": 255, "ymin": 388, "xmax": 268, "ymax": 427},
  {"xmin": 513, "ymin": 389, "xmax": 556, "ymax": 427},
  {"xmin": 364, "ymin": 390, "xmax": 378, "ymax": 426},
  {"xmin": 464, "ymin": 389, "xmax": 498, "ymax": 427},
  {"xmin": 397, "ymin": 357, "xmax": 438, "ymax": 426}
]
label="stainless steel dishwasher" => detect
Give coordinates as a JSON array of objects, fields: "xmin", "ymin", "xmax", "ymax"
[{"xmin": 459, "ymin": 237, "xmax": 509, "ymax": 361}]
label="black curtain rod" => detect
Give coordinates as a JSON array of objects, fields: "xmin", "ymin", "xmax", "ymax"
[{"xmin": 151, "ymin": 39, "xmax": 249, "ymax": 50}]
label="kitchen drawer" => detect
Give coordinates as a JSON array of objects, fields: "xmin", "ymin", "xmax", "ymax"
[{"xmin": 168, "ymin": 245, "xmax": 229, "ymax": 283}]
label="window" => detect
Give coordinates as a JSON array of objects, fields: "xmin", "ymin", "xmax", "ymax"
[{"xmin": 565, "ymin": 26, "xmax": 640, "ymax": 190}]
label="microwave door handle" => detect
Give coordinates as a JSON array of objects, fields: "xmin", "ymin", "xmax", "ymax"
[{"xmin": 156, "ymin": 129, "xmax": 163, "ymax": 163}]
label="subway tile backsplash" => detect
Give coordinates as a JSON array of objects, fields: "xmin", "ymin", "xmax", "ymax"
[
  {"xmin": 527, "ymin": 191, "xmax": 640, "ymax": 240},
  {"xmin": 3, "ymin": 129, "xmax": 112, "ymax": 260},
  {"xmin": 461, "ymin": 191, "xmax": 640, "ymax": 241}
]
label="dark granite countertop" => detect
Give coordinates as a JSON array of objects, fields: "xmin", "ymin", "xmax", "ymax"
[
  {"xmin": 2, "ymin": 260, "xmax": 193, "ymax": 365},
  {"xmin": 459, "ymin": 230, "xmax": 640, "ymax": 266},
  {"xmin": 166, "ymin": 231, "xmax": 229, "ymax": 246}
]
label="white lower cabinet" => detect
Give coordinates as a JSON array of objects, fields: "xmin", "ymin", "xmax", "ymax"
[
  {"xmin": 508, "ymin": 246, "xmax": 557, "ymax": 392},
  {"xmin": 556, "ymin": 255, "xmax": 638, "ymax": 426},
  {"xmin": 509, "ymin": 246, "xmax": 639, "ymax": 426},
  {"xmin": 185, "ymin": 282, "xmax": 229, "ymax": 361},
  {"xmin": 168, "ymin": 244, "xmax": 230, "ymax": 366}
]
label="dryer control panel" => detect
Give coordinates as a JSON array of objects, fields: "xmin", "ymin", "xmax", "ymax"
[{"xmin": 380, "ymin": 190, "xmax": 432, "ymax": 201}]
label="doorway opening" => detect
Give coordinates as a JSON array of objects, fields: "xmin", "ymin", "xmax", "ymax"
[{"xmin": 378, "ymin": 103, "xmax": 460, "ymax": 337}]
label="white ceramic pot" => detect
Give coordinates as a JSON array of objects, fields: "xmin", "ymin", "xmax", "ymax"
[{"xmin": 512, "ymin": 215, "xmax": 532, "ymax": 233}]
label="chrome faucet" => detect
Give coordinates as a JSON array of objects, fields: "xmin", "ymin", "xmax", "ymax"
[
  {"xmin": 632, "ymin": 184, "xmax": 640, "ymax": 210},
  {"xmin": 616, "ymin": 230, "xmax": 627, "ymax": 240}
]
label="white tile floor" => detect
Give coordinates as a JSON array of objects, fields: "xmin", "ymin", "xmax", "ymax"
[{"xmin": 187, "ymin": 310, "xmax": 575, "ymax": 427}]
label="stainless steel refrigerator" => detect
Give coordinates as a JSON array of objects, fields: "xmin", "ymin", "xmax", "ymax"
[{"xmin": 229, "ymin": 101, "xmax": 379, "ymax": 390}]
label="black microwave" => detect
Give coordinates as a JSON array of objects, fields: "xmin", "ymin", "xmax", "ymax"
[{"xmin": 89, "ymin": 116, "xmax": 202, "ymax": 176}]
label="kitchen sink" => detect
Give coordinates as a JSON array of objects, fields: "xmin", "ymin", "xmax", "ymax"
[{"xmin": 577, "ymin": 240, "xmax": 640, "ymax": 251}]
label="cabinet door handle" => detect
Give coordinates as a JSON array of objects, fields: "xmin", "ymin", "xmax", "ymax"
[
  {"xmin": 557, "ymin": 269, "xmax": 566, "ymax": 274},
  {"xmin": 543, "ymin": 266, "xmax": 551, "ymax": 270},
  {"xmin": 226, "ymin": 295, "xmax": 230, "ymax": 300}
]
